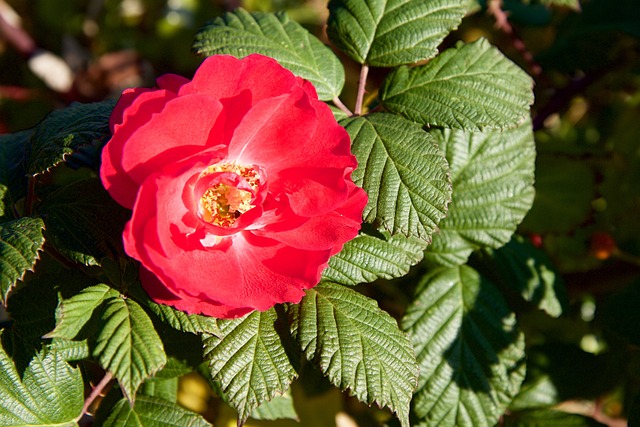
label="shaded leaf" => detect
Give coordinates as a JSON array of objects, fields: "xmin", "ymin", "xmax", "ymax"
[
  {"xmin": 103, "ymin": 395, "xmax": 212, "ymax": 427},
  {"xmin": 202, "ymin": 309, "xmax": 296, "ymax": 424},
  {"xmin": 193, "ymin": 8, "xmax": 344, "ymax": 101},
  {"xmin": 327, "ymin": 0, "xmax": 467, "ymax": 66},
  {"xmin": 424, "ymin": 119, "xmax": 536, "ymax": 267},
  {"xmin": 603, "ymin": 278, "xmax": 640, "ymax": 346},
  {"xmin": 0, "ymin": 336, "xmax": 84, "ymax": 427},
  {"xmin": 322, "ymin": 232, "xmax": 427, "ymax": 286},
  {"xmin": 342, "ymin": 113, "xmax": 451, "ymax": 242},
  {"xmin": 540, "ymin": 0, "xmax": 581, "ymax": 10},
  {"xmin": 36, "ymin": 178, "xmax": 129, "ymax": 266},
  {"xmin": 521, "ymin": 155, "xmax": 595, "ymax": 233},
  {"xmin": 0, "ymin": 217, "xmax": 45, "ymax": 305},
  {"xmin": 402, "ymin": 265, "xmax": 526, "ymax": 427},
  {"xmin": 381, "ymin": 38, "xmax": 534, "ymax": 131},
  {"xmin": 504, "ymin": 409, "xmax": 606, "ymax": 426},
  {"xmin": 27, "ymin": 100, "xmax": 115, "ymax": 175},
  {"xmin": 290, "ymin": 282, "xmax": 418, "ymax": 427},
  {"xmin": 471, "ymin": 235, "xmax": 568, "ymax": 317},
  {"xmin": 249, "ymin": 390, "xmax": 298, "ymax": 421},
  {"xmin": 0, "ymin": 130, "xmax": 30, "ymax": 220}
]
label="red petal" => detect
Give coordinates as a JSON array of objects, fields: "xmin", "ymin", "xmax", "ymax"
[
  {"xmin": 180, "ymin": 54, "xmax": 300, "ymax": 104},
  {"xmin": 102, "ymin": 93, "xmax": 225, "ymax": 208}
]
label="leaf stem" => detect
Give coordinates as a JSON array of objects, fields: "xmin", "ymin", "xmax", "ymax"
[
  {"xmin": 332, "ymin": 96, "xmax": 353, "ymax": 116},
  {"xmin": 354, "ymin": 64, "xmax": 369, "ymax": 116},
  {"xmin": 79, "ymin": 371, "xmax": 113, "ymax": 420}
]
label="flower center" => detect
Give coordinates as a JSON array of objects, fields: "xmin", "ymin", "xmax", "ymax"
[{"xmin": 198, "ymin": 163, "xmax": 261, "ymax": 227}]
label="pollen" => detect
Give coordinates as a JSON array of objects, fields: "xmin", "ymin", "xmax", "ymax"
[{"xmin": 198, "ymin": 163, "xmax": 261, "ymax": 227}]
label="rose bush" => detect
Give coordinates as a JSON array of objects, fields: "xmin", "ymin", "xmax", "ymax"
[{"xmin": 100, "ymin": 54, "xmax": 367, "ymax": 318}]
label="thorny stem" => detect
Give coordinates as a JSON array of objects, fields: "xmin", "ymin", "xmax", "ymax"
[
  {"xmin": 487, "ymin": 0, "xmax": 542, "ymax": 78},
  {"xmin": 78, "ymin": 372, "xmax": 113, "ymax": 420},
  {"xmin": 354, "ymin": 64, "xmax": 369, "ymax": 116},
  {"xmin": 332, "ymin": 96, "xmax": 353, "ymax": 116}
]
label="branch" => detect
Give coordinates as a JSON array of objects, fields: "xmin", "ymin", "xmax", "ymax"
[
  {"xmin": 487, "ymin": 0, "xmax": 542, "ymax": 78},
  {"xmin": 332, "ymin": 96, "xmax": 353, "ymax": 116},
  {"xmin": 79, "ymin": 371, "xmax": 113, "ymax": 420},
  {"xmin": 354, "ymin": 64, "xmax": 369, "ymax": 116}
]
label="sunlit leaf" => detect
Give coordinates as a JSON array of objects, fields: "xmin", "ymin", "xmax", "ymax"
[
  {"xmin": 403, "ymin": 265, "xmax": 526, "ymax": 427},
  {"xmin": 103, "ymin": 395, "xmax": 212, "ymax": 427},
  {"xmin": 424, "ymin": 119, "xmax": 536, "ymax": 267},
  {"xmin": 202, "ymin": 309, "xmax": 296, "ymax": 424},
  {"xmin": 381, "ymin": 39, "xmax": 534, "ymax": 131},
  {"xmin": 0, "ymin": 337, "xmax": 84, "ymax": 427},
  {"xmin": 93, "ymin": 291, "xmax": 167, "ymax": 401},
  {"xmin": 290, "ymin": 282, "xmax": 418, "ymax": 427},
  {"xmin": 342, "ymin": 113, "xmax": 451, "ymax": 242},
  {"xmin": 0, "ymin": 217, "xmax": 45, "ymax": 305},
  {"xmin": 193, "ymin": 8, "xmax": 344, "ymax": 101},
  {"xmin": 44, "ymin": 284, "xmax": 112, "ymax": 340},
  {"xmin": 323, "ymin": 232, "xmax": 427, "ymax": 286},
  {"xmin": 327, "ymin": 0, "xmax": 467, "ymax": 66}
]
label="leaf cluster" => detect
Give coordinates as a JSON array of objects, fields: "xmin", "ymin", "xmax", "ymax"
[{"xmin": 1, "ymin": 0, "xmax": 597, "ymax": 425}]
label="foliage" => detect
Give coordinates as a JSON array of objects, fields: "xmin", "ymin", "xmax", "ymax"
[{"xmin": 1, "ymin": 0, "xmax": 639, "ymax": 426}]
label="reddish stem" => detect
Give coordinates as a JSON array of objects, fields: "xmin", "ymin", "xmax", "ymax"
[
  {"xmin": 354, "ymin": 64, "xmax": 369, "ymax": 116},
  {"xmin": 79, "ymin": 372, "xmax": 113, "ymax": 420}
]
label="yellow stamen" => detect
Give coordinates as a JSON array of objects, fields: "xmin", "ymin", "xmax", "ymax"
[{"xmin": 198, "ymin": 163, "xmax": 261, "ymax": 227}]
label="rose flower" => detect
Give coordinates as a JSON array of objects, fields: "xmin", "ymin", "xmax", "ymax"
[{"xmin": 101, "ymin": 54, "xmax": 366, "ymax": 318}]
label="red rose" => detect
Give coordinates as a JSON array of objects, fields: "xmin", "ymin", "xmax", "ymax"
[{"xmin": 101, "ymin": 54, "xmax": 367, "ymax": 318}]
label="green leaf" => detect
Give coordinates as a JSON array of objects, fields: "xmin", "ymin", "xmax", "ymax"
[
  {"xmin": 103, "ymin": 395, "xmax": 212, "ymax": 427},
  {"xmin": 36, "ymin": 178, "xmax": 129, "ymax": 266},
  {"xmin": 193, "ymin": 8, "xmax": 344, "ymax": 101},
  {"xmin": 471, "ymin": 236, "xmax": 568, "ymax": 317},
  {"xmin": 44, "ymin": 284, "xmax": 113, "ymax": 340},
  {"xmin": 129, "ymin": 282, "xmax": 219, "ymax": 335},
  {"xmin": 27, "ymin": 100, "xmax": 115, "ymax": 175},
  {"xmin": 202, "ymin": 309, "xmax": 296, "ymax": 424},
  {"xmin": 0, "ymin": 130, "xmax": 30, "ymax": 220},
  {"xmin": 47, "ymin": 338, "xmax": 90, "ymax": 362},
  {"xmin": 290, "ymin": 282, "xmax": 418, "ymax": 427},
  {"xmin": 93, "ymin": 288, "xmax": 167, "ymax": 401},
  {"xmin": 249, "ymin": 390, "xmax": 298, "ymax": 421},
  {"xmin": 380, "ymin": 38, "xmax": 534, "ymax": 131},
  {"xmin": 327, "ymin": 0, "xmax": 467, "ymax": 66},
  {"xmin": 139, "ymin": 376, "xmax": 178, "ymax": 403},
  {"xmin": 402, "ymin": 265, "xmax": 526, "ymax": 427},
  {"xmin": 424, "ymin": 119, "xmax": 536, "ymax": 267},
  {"xmin": 323, "ymin": 232, "xmax": 427, "ymax": 286},
  {"xmin": 0, "ymin": 336, "xmax": 84, "ymax": 427},
  {"xmin": 0, "ymin": 217, "xmax": 45, "ymax": 305},
  {"xmin": 342, "ymin": 113, "xmax": 452, "ymax": 242},
  {"xmin": 503, "ymin": 409, "xmax": 606, "ymax": 427}
]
